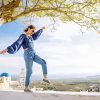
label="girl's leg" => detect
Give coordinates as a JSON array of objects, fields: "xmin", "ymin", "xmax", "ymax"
[
  {"xmin": 33, "ymin": 54, "xmax": 48, "ymax": 79},
  {"xmin": 24, "ymin": 52, "xmax": 33, "ymax": 88}
]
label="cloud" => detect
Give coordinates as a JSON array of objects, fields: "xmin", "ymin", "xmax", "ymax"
[{"xmin": 0, "ymin": 17, "xmax": 100, "ymax": 75}]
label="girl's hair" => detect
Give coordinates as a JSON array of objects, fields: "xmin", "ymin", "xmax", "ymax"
[{"xmin": 24, "ymin": 25, "xmax": 35, "ymax": 32}]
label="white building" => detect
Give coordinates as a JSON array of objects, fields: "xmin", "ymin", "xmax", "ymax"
[
  {"xmin": 19, "ymin": 68, "xmax": 25, "ymax": 89},
  {"xmin": 0, "ymin": 73, "xmax": 11, "ymax": 89}
]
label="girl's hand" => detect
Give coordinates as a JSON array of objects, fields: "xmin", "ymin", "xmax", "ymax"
[
  {"xmin": 0, "ymin": 49, "xmax": 8, "ymax": 54},
  {"xmin": 42, "ymin": 26, "xmax": 46, "ymax": 30}
]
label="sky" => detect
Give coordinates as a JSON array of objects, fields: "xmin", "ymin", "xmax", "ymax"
[{"xmin": 0, "ymin": 17, "xmax": 100, "ymax": 77}]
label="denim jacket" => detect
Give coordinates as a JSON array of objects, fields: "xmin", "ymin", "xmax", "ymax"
[{"xmin": 7, "ymin": 29, "xmax": 43, "ymax": 54}]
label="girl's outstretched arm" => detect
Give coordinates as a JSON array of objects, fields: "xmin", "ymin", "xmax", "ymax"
[
  {"xmin": 7, "ymin": 34, "xmax": 25, "ymax": 54},
  {"xmin": 32, "ymin": 27, "xmax": 45, "ymax": 40},
  {"xmin": 0, "ymin": 34, "xmax": 25, "ymax": 54}
]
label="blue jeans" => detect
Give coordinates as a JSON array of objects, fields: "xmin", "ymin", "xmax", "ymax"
[{"xmin": 24, "ymin": 50, "xmax": 48, "ymax": 88}]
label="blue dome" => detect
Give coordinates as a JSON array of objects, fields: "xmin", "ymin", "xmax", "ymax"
[{"xmin": 0, "ymin": 73, "xmax": 9, "ymax": 77}]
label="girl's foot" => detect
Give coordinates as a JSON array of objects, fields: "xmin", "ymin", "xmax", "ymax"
[
  {"xmin": 43, "ymin": 79, "xmax": 50, "ymax": 84},
  {"xmin": 24, "ymin": 88, "xmax": 32, "ymax": 92}
]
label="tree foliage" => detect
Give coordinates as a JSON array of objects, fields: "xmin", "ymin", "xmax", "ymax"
[{"xmin": 0, "ymin": 0, "xmax": 99, "ymax": 32}]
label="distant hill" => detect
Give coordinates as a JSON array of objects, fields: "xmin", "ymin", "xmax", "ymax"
[
  {"xmin": 11, "ymin": 74, "xmax": 88, "ymax": 81},
  {"xmin": 88, "ymin": 75, "xmax": 100, "ymax": 80},
  {"xmin": 10, "ymin": 74, "xmax": 100, "ymax": 82}
]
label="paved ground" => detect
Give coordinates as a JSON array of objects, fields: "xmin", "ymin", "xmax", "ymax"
[{"xmin": 0, "ymin": 90, "xmax": 100, "ymax": 100}]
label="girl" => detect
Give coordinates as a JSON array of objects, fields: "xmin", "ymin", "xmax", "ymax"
[{"xmin": 0, "ymin": 25, "xmax": 50, "ymax": 92}]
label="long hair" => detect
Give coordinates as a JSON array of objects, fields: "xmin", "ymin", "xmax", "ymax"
[{"xmin": 24, "ymin": 25, "xmax": 35, "ymax": 32}]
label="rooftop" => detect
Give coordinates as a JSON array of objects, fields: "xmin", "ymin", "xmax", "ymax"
[{"xmin": 0, "ymin": 73, "xmax": 9, "ymax": 77}]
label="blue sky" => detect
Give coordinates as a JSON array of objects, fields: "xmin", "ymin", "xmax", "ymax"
[{"xmin": 0, "ymin": 17, "xmax": 100, "ymax": 77}]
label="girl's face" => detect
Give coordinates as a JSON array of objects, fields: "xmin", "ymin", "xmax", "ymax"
[{"xmin": 27, "ymin": 28, "xmax": 36, "ymax": 36}]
